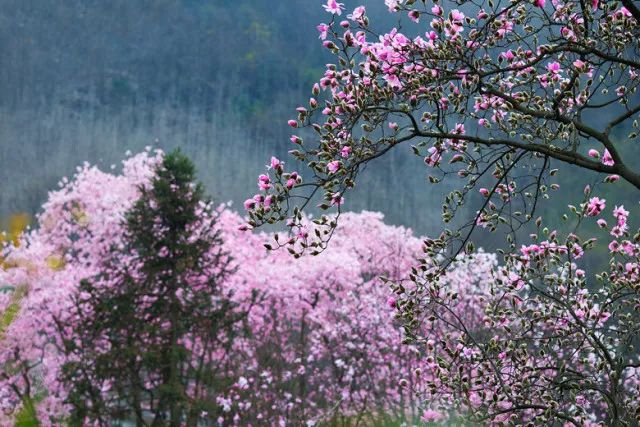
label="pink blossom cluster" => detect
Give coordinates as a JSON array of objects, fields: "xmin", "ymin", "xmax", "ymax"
[
  {"xmin": 0, "ymin": 149, "xmax": 164, "ymax": 420},
  {"xmin": 0, "ymin": 150, "xmax": 500, "ymax": 425},
  {"xmin": 394, "ymin": 193, "xmax": 640, "ymax": 424}
]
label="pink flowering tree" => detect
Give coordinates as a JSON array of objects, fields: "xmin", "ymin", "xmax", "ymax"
[
  {"xmin": 0, "ymin": 149, "xmax": 500, "ymax": 425},
  {"xmin": 244, "ymin": 0, "xmax": 640, "ymax": 424},
  {"xmin": 397, "ymin": 192, "xmax": 640, "ymax": 425},
  {"xmin": 218, "ymin": 211, "xmax": 503, "ymax": 425},
  {"xmin": 247, "ymin": 0, "xmax": 640, "ymax": 256},
  {"xmin": 0, "ymin": 149, "xmax": 164, "ymax": 424}
]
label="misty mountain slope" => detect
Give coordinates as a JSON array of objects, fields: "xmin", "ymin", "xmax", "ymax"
[
  {"xmin": 0, "ymin": 0, "xmax": 635, "ymax": 237},
  {"xmin": 0, "ymin": 0, "xmax": 463, "ymax": 235}
]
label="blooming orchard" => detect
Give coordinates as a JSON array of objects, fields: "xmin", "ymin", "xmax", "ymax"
[
  {"xmin": 0, "ymin": 149, "xmax": 498, "ymax": 425},
  {"xmin": 1, "ymin": 0, "xmax": 639, "ymax": 423}
]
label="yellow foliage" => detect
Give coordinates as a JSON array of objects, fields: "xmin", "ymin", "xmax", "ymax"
[
  {"xmin": 5, "ymin": 213, "xmax": 31, "ymax": 247},
  {"xmin": 45, "ymin": 254, "xmax": 66, "ymax": 271},
  {"xmin": 1, "ymin": 213, "xmax": 31, "ymax": 269}
]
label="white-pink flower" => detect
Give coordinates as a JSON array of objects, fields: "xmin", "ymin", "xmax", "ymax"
[
  {"xmin": 323, "ymin": 0, "xmax": 345, "ymax": 15},
  {"xmin": 547, "ymin": 62, "xmax": 561, "ymax": 74},
  {"xmin": 317, "ymin": 23, "xmax": 330, "ymax": 40},
  {"xmin": 327, "ymin": 160, "xmax": 341, "ymax": 174},
  {"xmin": 586, "ymin": 197, "xmax": 606, "ymax": 216},
  {"xmin": 385, "ymin": 0, "xmax": 401, "ymax": 11},
  {"xmin": 451, "ymin": 9, "xmax": 465, "ymax": 22},
  {"xmin": 347, "ymin": 6, "xmax": 366, "ymax": 22},
  {"xmin": 421, "ymin": 409, "xmax": 445, "ymax": 422}
]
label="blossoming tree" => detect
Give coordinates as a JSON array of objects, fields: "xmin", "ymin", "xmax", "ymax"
[
  {"xmin": 0, "ymin": 150, "xmax": 164, "ymax": 424},
  {"xmin": 244, "ymin": 0, "xmax": 640, "ymax": 424},
  {"xmin": 0, "ymin": 149, "xmax": 498, "ymax": 425}
]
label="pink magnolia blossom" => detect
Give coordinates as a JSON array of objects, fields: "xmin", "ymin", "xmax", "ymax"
[
  {"xmin": 387, "ymin": 296, "xmax": 397, "ymax": 308},
  {"xmin": 269, "ymin": 156, "xmax": 283, "ymax": 170},
  {"xmin": 323, "ymin": 0, "xmax": 344, "ymax": 15},
  {"xmin": 546, "ymin": 61, "xmax": 561, "ymax": 74},
  {"xmin": 451, "ymin": 9, "xmax": 465, "ymax": 22},
  {"xmin": 347, "ymin": 6, "xmax": 366, "ymax": 23},
  {"xmin": 421, "ymin": 409, "xmax": 445, "ymax": 422},
  {"xmin": 613, "ymin": 205, "xmax": 629, "ymax": 226},
  {"xmin": 586, "ymin": 197, "xmax": 606, "ymax": 216},
  {"xmin": 385, "ymin": 0, "xmax": 401, "ymax": 11},
  {"xmin": 317, "ymin": 23, "xmax": 330, "ymax": 40},
  {"xmin": 571, "ymin": 244, "xmax": 584, "ymax": 259},
  {"xmin": 602, "ymin": 149, "xmax": 615, "ymax": 166},
  {"xmin": 327, "ymin": 160, "xmax": 341, "ymax": 174},
  {"xmin": 340, "ymin": 146, "xmax": 352, "ymax": 158},
  {"xmin": 244, "ymin": 199, "xmax": 256, "ymax": 211}
]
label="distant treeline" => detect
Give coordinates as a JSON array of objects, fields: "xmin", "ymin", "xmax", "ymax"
[{"xmin": 0, "ymin": 0, "xmax": 636, "ymax": 244}]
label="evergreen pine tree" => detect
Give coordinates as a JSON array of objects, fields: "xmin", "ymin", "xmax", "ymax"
[{"xmin": 57, "ymin": 150, "xmax": 247, "ymax": 426}]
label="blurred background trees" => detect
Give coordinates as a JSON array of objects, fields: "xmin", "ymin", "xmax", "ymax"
[{"xmin": 1, "ymin": 0, "xmax": 457, "ymax": 237}]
